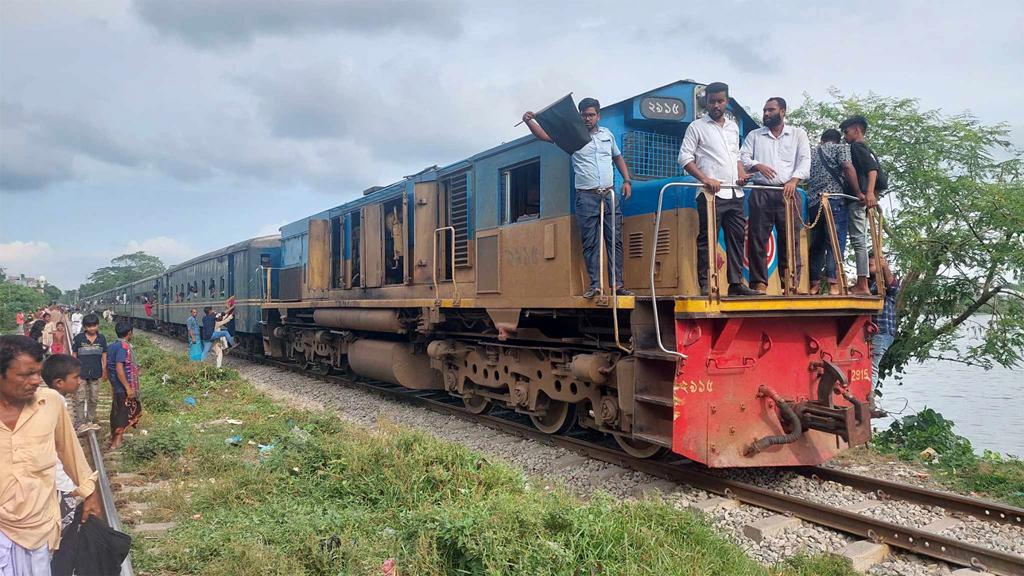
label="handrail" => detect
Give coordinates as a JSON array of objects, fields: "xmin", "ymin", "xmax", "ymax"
[
  {"xmin": 432, "ymin": 226, "xmax": 462, "ymax": 306},
  {"xmin": 600, "ymin": 190, "xmax": 632, "ymax": 353},
  {"xmin": 85, "ymin": 429, "xmax": 134, "ymax": 576}
]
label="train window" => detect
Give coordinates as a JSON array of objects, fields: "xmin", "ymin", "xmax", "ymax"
[
  {"xmin": 349, "ymin": 212, "xmax": 361, "ymax": 288},
  {"xmin": 209, "ymin": 278, "xmax": 216, "ymax": 298},
  {"xmin": 383, "ymin": 197, "xmax": 405, "ymax": 285},
  {"xmin": 501, "ymin": 160, "xmax": 541, "ymax": 224},
  {"xmin": 331, "ymin": 217, "xmax": 343, "ymax": 289},
  {"xmin": 201, "ymin": 279, "xmax": 206, "ymax": 298},
  {"xmin": 220, "ymin": 276, "xmax": 225, "ymax": 296}
]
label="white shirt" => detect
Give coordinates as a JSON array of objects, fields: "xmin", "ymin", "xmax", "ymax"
[
  {"xmin": 70, "ymin": 312, "xmax": 83, "ymax": 335},
  {"xmin": 571, "ymin": 126, "xmax": 621, "ymax": 190},
  {"xmin": 678, "ymin": 114, "xmax": 743, "ymax": 199},
  {"xmin": 740, "ymin": 124, "xmax": 811, "ymax": 185}
]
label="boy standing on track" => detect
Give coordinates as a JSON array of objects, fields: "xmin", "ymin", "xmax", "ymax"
[
  {"xmin": 71, "ymin": 313, "xmax": 107, "ymax": 429},
  {"xmin": 106, "ymin": 321, "xmax": 141, "ymax": 450}
]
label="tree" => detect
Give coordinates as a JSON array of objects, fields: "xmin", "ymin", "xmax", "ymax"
[
  {"xmin": 788, "ymin": 90, "xmax": 1024, "ymax": 383},
  {"xmin": 0, "ymin": 279, "xmax": 47, "ymax": 332},
  {"xmin": 79, "ymin": 252, "xmax": 166, "ymax": 298},
  {"xmin": 42, "ymin": 284, "xmax": 62, "ymax": 304}
]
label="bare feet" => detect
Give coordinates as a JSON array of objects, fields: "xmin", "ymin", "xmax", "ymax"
[
  {"xmin": 828, "ymin": 281, "xmax": 842, "ymax": 295},
  {"xmin": 849, "ymin": 277, "xmax": 871, "ymax": 295},
  {"xmin": 751, "ymin": 282, "xmax": 768, "ymax": 293},
  {"xmin": 809, "ymin": 281, "xmax": 821, "ymax": 294}
]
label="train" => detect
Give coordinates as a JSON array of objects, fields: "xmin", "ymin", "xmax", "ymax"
[{"xmin": 85, "ymin": 80, "xmax": 883, "ymax": 468}]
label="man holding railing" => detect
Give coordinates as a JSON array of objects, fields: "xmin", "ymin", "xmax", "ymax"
[
  {"xmin": 678, "ymin": 82, "xmax": 759, "ymax": 297},
  {"xmin": 741, "ymin": 97, "xmax": 810, "ymax": 295}
]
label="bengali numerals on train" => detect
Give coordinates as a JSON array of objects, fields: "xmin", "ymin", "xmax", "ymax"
[{"xmin": 676, "ymin": 379, "xmax": 713, "ymax": 394}]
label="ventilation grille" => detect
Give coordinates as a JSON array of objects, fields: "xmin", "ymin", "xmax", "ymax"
[
  {"xmin": 628, "ymin": 232, "xmax": 644, "ymax": 259},
  {"xmin": 445, "ymin": 171, "xmax": 471, "ymax": 268},
  {"xmin": 622, "ymin": 131, "xmax": 686, "ymax": 180},
  {"xmin": 656, "ymin": 228, "xmax": 671, "ymax": 255}
]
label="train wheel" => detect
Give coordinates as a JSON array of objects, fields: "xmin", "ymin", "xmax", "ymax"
[
  {"xmin": 462, "ymin": 395, "xmax": 492, "ymax": 415},
  {"xmin": 614, "ymin": 434, "xmax": 667, "ymax": 459},
  {"xmin": 530, "ymin": 400, "xmax": 576, "ymax": 434}
]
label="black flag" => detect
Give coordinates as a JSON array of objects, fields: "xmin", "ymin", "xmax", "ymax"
[{"xmin": 534, "ymin": 94, "xmax": 590, "ymax": 155}]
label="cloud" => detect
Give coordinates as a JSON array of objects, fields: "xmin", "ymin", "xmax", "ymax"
[
  {"xmin": 132, "ymin": 0, "xmax": 465, "ymax": 48},
  {"xmin": 122, "ymin": 236, "xmax": 197, "ymax": 265},
  {"xmin": 0, "ymin": 241, "xmax": 56, "ymax": 271},
  {"xmin": 0, "ymin": 101, "xmax": 142, "ymax": 192},
  {"xmin": 256, "ymin": 221, "xmax": 287, "ymax": 237}
]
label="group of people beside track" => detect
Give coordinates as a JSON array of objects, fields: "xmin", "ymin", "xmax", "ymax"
[
  {"xmin": 1, "ymin": 324, "xmax": 139, "ymax": 573},
  {"xmin": 185, "ymin": 299, "xmax": 237, "ymax": 368},
  {"xmin": 523, "ymin": 81, "xmax": 901, "ymax": 380}
]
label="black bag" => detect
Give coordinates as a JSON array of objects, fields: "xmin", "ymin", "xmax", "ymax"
[
  {"xmin": 533, "ymin": 94, "xmax": 591, "ymax": 155},
  {"xmin": 852, "ymin": 142, "xmax": 889, "ymax": 195},
  {"xmin": 51, "ymin": 505, "xmax": 133, "ymax": 576}
]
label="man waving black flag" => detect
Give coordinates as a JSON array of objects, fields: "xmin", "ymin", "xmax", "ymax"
[
  {"xmin": 522, "ymin": 96, "xmax": 634, "ymax": 298},
  {"xmin": 525, "ymin": 94, "xmax": 591, "ymax": 154}
]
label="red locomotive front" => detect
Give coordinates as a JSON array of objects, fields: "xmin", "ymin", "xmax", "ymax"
[{"xmin": 672, "ymin": 306, "xmax": 875, "ymax": 467}]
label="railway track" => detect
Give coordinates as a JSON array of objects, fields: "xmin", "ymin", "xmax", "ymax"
[{"xmin": 181, "ymin": 336, "xmax": 1024, "ymax": 575}]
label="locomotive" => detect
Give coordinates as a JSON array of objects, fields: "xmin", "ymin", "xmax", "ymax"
[{"xmin": 88, "ymin": 80, "xmax": 883, "ymax": 467}]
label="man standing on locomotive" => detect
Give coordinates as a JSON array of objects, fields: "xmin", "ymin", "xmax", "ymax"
[
  {"xmin": 678, "ymin": 82, "xmax": 759, "ymax": 296},
  {"xmin": 740, "ymin": 97, "xmax": 811, "ymax": 294},
  {"xmin": 522, "ymin": 98, "xmax": 634, "ymax": 299}
]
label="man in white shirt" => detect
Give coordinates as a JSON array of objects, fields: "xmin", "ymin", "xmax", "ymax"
[
  {"xmin": 741, "ymin": 97, "xmax": 811, "ymax": 294},
  {"xmin": 70, "ymin": 309, "xmax": 84, "ymax": 335},
  {"xmin": 678, "ymin": 82, "xmax": 758, "ymax": 297}
]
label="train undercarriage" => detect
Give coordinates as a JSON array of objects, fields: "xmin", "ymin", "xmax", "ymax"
[{"xmin": 261, "ymin": 300, "xmax": 876, "ymax": 466}]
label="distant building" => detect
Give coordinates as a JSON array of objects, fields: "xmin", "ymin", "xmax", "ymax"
[{"xmin": 5, "ymin": 273, "xmax": 47, "ymax": 292}]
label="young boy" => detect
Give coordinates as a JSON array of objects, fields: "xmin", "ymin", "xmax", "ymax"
[
  {"xmin": 71, "ymin": 313, "xmax": 107, "ymax": 430},
  {"xmin": 107, "ymin": 320, "xmax": 142, "ymax": 450},
  {"xmin": 41, "ymin": 354, "xmax": 94, "ymax": 530}
]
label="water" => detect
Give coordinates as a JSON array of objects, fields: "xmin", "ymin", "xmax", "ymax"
[{"xmin": 876, "ymin": 317, "xmax": 1023, "ymax": 456}]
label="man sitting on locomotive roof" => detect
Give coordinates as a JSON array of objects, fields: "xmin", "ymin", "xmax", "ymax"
[
  {"xmin": 740, "ymin": 96, "xmax": 810, "ymax": 295},
  {"xmin": 678, "ymin": 82, "xmax": 759, "ymax": 297},
  {"xmin": 522, "ymin": 98, "xmax": 634, "ymax": 299}
]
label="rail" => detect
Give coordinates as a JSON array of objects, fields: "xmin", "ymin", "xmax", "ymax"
[
  {"xmin": 84, "ymin": 429, "xmax": 135, "ymax": 576},
  {"xmin": 432, "ymin": 226, "xmax": 462, "ymax": 306}
]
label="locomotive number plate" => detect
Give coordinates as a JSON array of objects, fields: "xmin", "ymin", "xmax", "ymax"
[{"xmin": 640, "ymin": 96, "xmax": 686, "ymax": 121}]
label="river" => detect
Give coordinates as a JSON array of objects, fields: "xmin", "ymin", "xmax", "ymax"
[{"xmin": 875, "ymin": 317, "xmax": 1023, "ymax": 456}]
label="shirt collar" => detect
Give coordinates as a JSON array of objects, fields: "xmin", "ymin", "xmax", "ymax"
[{"xmin": 760, "ymin": 124, "xmax": 792, "ymax": 138}]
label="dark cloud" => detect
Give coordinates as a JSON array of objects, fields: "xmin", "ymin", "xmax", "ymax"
[{"xmin": 133, "ymin": 0, "xmax": 465, "ymax": 48}]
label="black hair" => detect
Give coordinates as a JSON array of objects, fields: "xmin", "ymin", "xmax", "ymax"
[
  {"xmin": 577, "ymin": 97, "xmax": 600, "ymax": 114},
  {"xmin": 203, "ymin": 306, "xmax": 213, "ymax": 314},
  {"xmin": 767, "ymin": 96, "xmax": 787, "ymax": 110},
  {"xmin": 1, "ymin": 335, "xmax": 45, "ymax": 375},
  {"xmin": 705, "ymin": 82, "xmax": 729, "ymax": 98},
  {"xmin": 115, "ymin": 320, "xmax": 133, "ymax": 338},
  {"xmin": 82, "ymin": 313, "xmax": 100, "ymax": 327},
  {"xmin": 839, "ymin": 115, "xmax": 869, "ymax": 133},
  {"xmin": 42, "ymin": 354, "xmax": 81, "ymax": 387},
  {"xmin": 821, "ymin": 128, "xmax": 842, "ymax": 143}
]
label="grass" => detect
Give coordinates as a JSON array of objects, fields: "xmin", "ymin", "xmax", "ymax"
[
  {"xmin": 872, "ymin": 408, "xmax": 1024, "ymax": 507},
  {"xmin": 118, "ymin": 333, "xmax": 857, "ymax": 576}
]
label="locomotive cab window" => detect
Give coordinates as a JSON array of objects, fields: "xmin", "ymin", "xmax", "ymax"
[
  {"xmin": 502, "ymin": 160, "xmax": 541, "ymax": 224},
  {"xmin": 349, "ymin": 212, "xmax": 362, "ymax": 288},
  {"xmin": 382, "ymin": 197, "xmax": 405, "ymax": 285}
]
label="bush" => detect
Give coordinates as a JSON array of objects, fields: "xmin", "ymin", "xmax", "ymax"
[
  {"xmin": 873, "ymin": 408, "xmax": 976, "ymax": 468},
  {"xmin": 125, "ymin": 425, "xmax": 188, "ymax": 463}
]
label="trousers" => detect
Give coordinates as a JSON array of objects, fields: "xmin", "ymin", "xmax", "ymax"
[
  {"xmin": 75, "ymin": 378, "xmax": 100, "ymax": 425},
  {"xmin": 847, "ymin": 199, "xmax": 870, "ymax": 278},
  {"xmin": 575, "ymin": 188, "xmax": 624, "ymax": 290},
  {"xmin": 808, "ymin": 196, "xmax": 850, "ymax": 283},
  {"xmin": 696, "ymin": 193, "xmax": 746, "ymax": 288},
  {"xmin": 871, "ymin": 333, "xmax": 895, "ymax": 388},
  {"xmin": 747, "ymin": 189, "xmax": 799, "ymax": 287},
  {"xmin": 201, "ymin": 330, "xmax": 234, "ymax": 360}
]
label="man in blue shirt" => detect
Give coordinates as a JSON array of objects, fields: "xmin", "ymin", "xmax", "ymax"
[{"xmin": 523, "ymin": 97, "xmax": 634, "ymax": 298}]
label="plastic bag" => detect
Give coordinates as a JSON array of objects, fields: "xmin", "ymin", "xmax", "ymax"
[{"xmin": 189, "ymin": 342, "xmax": 203, "ymax": 361}]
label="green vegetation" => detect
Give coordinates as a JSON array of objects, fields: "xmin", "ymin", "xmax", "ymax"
[
  {"xmin": 121, "ymin": 335, "xmax": 856, "ymax": 576},
  {"xmin": 78, "ymin": 251, "xmax": 166, "ymax": 299},
  {"xmin": 874, "ymin": 409, "xmax": 1024, "ymax": 507},
  {"xmin": 0, "ymin": 279, "xmax": 47, "ymax": 332},
  {"xmin": 790, "ymin": 93, "xmax": 1024, "ymax": 382}
]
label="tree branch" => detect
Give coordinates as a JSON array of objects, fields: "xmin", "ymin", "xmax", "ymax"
[{"xmin": 933, "ymin": 285, "xmax": 1004, "ymax": 337}]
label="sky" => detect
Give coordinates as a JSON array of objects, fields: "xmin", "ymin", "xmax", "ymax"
[{"xmin": 2, "ymin": 0, "xmax": 1022, "ymax": 290}]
